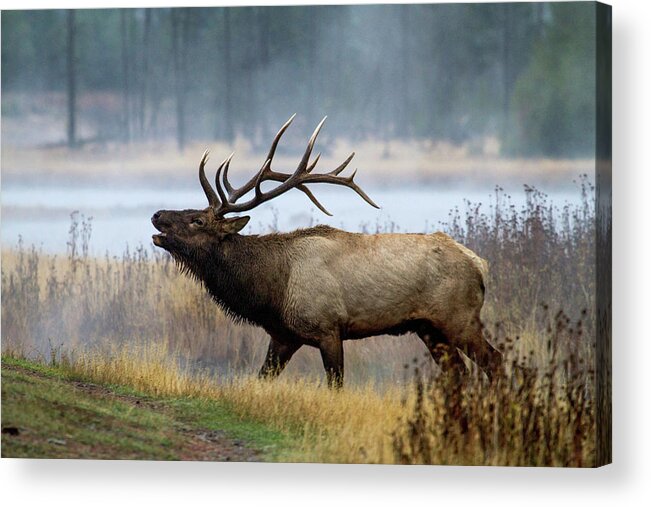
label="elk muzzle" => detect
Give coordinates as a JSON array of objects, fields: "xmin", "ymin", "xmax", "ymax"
[{"xmin": 151, "ymin": 210, "xmax": 171, "ymax": 247}]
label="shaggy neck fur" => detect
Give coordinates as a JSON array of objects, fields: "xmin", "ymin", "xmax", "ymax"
[{"xmin": 172, "ymin": 233, "xmax": 291, "ymax": 329}]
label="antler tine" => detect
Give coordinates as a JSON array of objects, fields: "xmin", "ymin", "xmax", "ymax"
[
  {"xmin": 305, "ymin": 171, "xmax": 380, "ymax": 209},
  {"xmin": 199, "ymin": 149, "xmax": 220, "ymax": 208},
  {"xmin": 221, "ymin": 152, "xmax": 235, "ymax": 196},
  {"xmin": 265, "ymin": 113, "xmax": 296, "ymax": 164},
  {"xmin": 297, "ymin": 116, "xmax": 327, "ymax": 174},
  {"xmin": 253, "ymin": 159, "xmax": 272, "ymax": 201},
  {"xmin": 223, "ymin": 114, "xmax": 296, "ymax": 204},
  {"xmin": 214, "ymin": 153, "xmax": 234, "ymax": 207},
  {"xmin": 344, "ymin": 170, "xmax": 380, "ymax": 209},
  {"xmin": 306, "ymin": 153, "xmax": 321, "ymax": 173},
  {"xmin": 328, "ymin": 152, "xmax": 354, "ymax": 176},
  {"xmin": 296, "ymin": 184, "xmax": 332, "ymax": 216}
]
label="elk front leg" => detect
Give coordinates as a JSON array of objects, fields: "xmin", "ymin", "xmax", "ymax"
[
  {"xmin": 318, "ymin": 336, "xmax": 344, "ymax": 389},
  {"xmin": 258, "ymin": 337, "xmax": 301, "ymax": 380}
]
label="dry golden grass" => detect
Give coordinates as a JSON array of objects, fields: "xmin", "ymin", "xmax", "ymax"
[{"xmin": 66, "ymin": 343, "xmax": 220, "ymax": 399}]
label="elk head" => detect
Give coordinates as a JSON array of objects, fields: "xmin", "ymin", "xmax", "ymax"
[{"xmin": 152, "ymin": 115, "xmax": 379, "ymax": 257}]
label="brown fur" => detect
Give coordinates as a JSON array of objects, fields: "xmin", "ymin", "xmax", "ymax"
[{"xmin": 152, "ymin": 208, "xmax": 502, "ymax": 388}]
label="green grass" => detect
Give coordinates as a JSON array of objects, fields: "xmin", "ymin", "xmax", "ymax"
[
  {"xmin": 1, "ymin": 356, "xmax": 294, "ymax": 461},
  {"xmin": 165, "ymin": 397, "xmax": 294, "ymax": 461}
]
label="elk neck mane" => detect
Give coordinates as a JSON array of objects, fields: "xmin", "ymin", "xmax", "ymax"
[{"xmin": 171, "ymin": 224, "xmax": 338, "ymax": 327}]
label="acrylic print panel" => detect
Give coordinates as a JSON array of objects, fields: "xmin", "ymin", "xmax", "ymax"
[{"xmin": 1, "ymin": 2, "xmax": 611, "ymax": 466}]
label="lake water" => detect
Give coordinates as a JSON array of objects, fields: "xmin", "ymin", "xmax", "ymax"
[{"xmin": 1, "ymin": 182, "xmax": 583, "ymax": 255}]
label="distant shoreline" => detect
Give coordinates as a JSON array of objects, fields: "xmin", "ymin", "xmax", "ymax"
[{"xmin": 2, "ymin": 141, "xmax": 593, "ymax": 190}]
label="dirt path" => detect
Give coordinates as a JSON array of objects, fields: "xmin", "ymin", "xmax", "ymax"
[
  {"xmin": 1, "ymin": 362, "xmax": 262, "ymax": 462},
  {"xmin": 66, "ymin": 377, "xmax": 261, "ymax": 462}
]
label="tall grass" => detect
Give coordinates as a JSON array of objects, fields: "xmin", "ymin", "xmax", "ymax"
[
  {"xmin": 1, "ymin": 180, "xmax": 598, "ymax": 465},
  {"xmin": 392, "ymin": 312, "xmax": 595, "ymax": 466}
]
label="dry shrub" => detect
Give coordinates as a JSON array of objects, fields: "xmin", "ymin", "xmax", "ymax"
[
  {"xmin": 392, "ymin": 311, "xmax": 595, "ymax": 466},
  {"xmin": 445, "ymin": 177, "xmax": 595, "ymax": 316}
]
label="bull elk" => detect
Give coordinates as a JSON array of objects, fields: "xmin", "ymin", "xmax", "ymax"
[{"xmin": 152, "ymin": 115, "xmax": 502, "ymax": 388}]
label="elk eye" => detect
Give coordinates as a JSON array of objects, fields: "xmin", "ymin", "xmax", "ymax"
[{"xmin": 191, "ymin": 218, "xmax": 205, "ymax": 227}]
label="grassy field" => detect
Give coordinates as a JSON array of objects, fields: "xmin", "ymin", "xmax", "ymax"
[
  {"xmin": 2, "ymin": 356, "xmax": 292, "ymax": 461},
  {"xmin": 1, "ymin": 180, "xmax": 601, "ymax": 466},
  {"xmin": 2, "ymin": 340, "xmax": 595, "ymax": 465}
]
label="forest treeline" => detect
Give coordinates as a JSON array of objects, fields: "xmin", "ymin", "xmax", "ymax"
[{"xmin": 2, "ymin": 3, "xmax": 598, "ymax": 156}]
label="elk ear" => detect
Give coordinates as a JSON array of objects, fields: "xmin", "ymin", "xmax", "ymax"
[{"xmin": 220, "ymin": 216, "xmax": 250, "ymax": 235}]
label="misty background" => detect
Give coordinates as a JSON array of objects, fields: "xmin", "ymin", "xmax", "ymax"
[{"xmin": 1, "ymin": 3, "xmax": 598, "ymax": 254}]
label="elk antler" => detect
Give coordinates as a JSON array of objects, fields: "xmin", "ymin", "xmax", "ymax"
[
  {"xmin": 199, "ymin": 149, "xmax": 219, "ymax": 208},
  {"xmin": 199, "ymin": 116, "xmax": 379, "ymax": 217}
]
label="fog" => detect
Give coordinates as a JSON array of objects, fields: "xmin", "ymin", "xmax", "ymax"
[{"xmin": 1, "ymin": 3, "xmax": 600, "ymax": 253}]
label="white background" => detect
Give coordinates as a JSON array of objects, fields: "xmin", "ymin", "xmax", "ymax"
[{"xmin": 1, "ymin": 0, "xmax": 649, "ymax": 505}]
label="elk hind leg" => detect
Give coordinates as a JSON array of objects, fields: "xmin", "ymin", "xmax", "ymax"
[{"xmin": 454, "ymin": 318, "xmax": 503, "ymax": 381}]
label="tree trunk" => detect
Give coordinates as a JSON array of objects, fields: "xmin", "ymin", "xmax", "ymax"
[
  {"xmin": 305, "ymin": 9, "xmax": 317, "ymax": 124},
  {"xmin": 399, "ymin": 5, "xmax": 411, "ymax": 138},
  {"xmin": 243, "ymin": 9, "xmax": 255, "ymax": 141},
  {"xmin": 501, "ymin": 3, "xmax": 512, "ymax": 149},
  {"xmin": 221, "ymin": 8, "xmax": 234, "ymax": 143},
  {"xmin": 66, "ymin": 10, "xmax": 77, "ymax": 149},
  {"xmin": 138, "ymin": 8, "xmax": 152, "ymax": 139},
  {"xmin": 120, "ymin": 10, "xmax": 131, "ymax": 144},
  {"xmin": 171, "ymin": 9, "xmax": 187, "ymax": 151},
  {"xmin": 256, "ymin": 7, "xmax": 270, "ymax": 144}
]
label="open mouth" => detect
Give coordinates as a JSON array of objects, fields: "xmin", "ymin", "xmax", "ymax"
[
  {"xmin": 151, "ymin": 214, "xmax": 172, "ymax": 247},
  {"xmin": 152, "ymin": 232, "xmax": 167, "ymax": 246}
]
